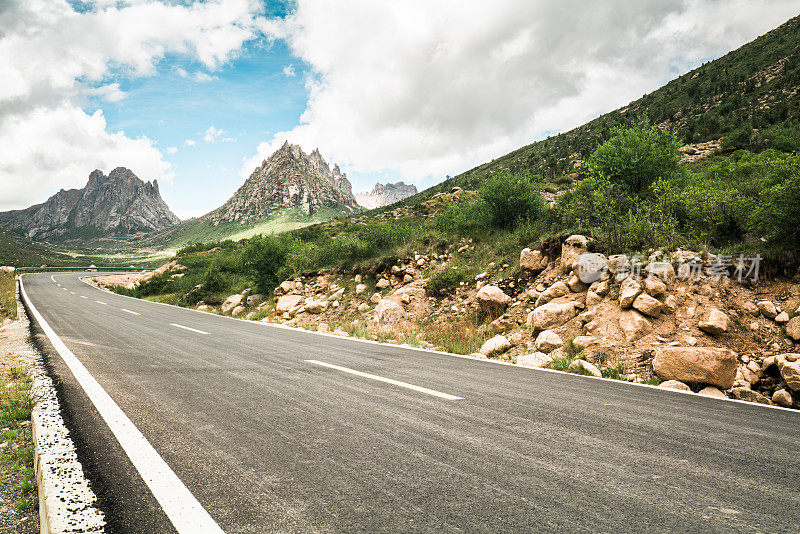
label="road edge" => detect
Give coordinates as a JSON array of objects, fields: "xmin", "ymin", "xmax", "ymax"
[{"xmin": 16, "ymin": 278, "xmax": 106, "ymax": 533}]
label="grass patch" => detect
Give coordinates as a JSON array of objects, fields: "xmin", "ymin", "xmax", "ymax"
[
  {"xmin": 425, "ymin": 266, "xmax": 475, "ymax": 296},
  {"xmin": 601, "ymin": 359, "xmax": 627, "ymax": 380},
  {"xmin": 0, "ymin": 271, "xmax": 16, "ymax": 321},
  {"xmin": 0, "ymin": 365, "xmax": 37, "ymax": 512}
]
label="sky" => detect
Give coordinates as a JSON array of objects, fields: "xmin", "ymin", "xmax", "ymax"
[{"xmin": 1, "ymin": 1, "xmax": 799, "ymax": 220}]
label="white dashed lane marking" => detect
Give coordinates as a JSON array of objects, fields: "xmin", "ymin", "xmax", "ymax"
[
  {"xmin": 121, "ymin": 309, "xmax": 141, "ymax": 316},
  {"xmin": 170, "ymin": 323, "xmax": 210, "ymax": 335}
]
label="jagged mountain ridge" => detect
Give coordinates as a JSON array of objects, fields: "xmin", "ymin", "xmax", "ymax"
[
  {"xmin": 355, "ymin": 182, "xmax": 418, "ymax": 209},
  {"xmin": 0, "ymin": 167, "xmax": 179, "ymax": 241},
  {"xmin": 209, "ymin": 141, "xmax": 358, "ymax": 225}
]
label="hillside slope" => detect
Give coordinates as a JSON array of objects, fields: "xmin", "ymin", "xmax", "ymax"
[{"xmin": 397, "ymin": 13, "xmax": 800, "ymax": 207}]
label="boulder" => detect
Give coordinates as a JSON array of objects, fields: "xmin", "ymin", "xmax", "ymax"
[
  {"xmin": 619, "ymin": 311, "xmax": 652, "ymax": 341},
  {"xmin": 480, "ymin": 335, "xmax": 511, "ymax": 356},
  {"xmin": 355, "ymin": 283, "xmax": 367, "ymax": 295},
  {"xmin": 698, "ymin": 386, "xmax": 726, "ymax": 398},
  {"xmin": 561, "ymin": 235, "xmax": 589, "ymax": 269},
  {"xmin": 567, "ymin": 359, "xmax": 601, "ymax": 377},
  {"xmin": 698, "ymin": 308, "xmax": 729, "ymax": 336},
  {"xmin": 662, "ymin": 295, "xmax": 677, "ymax": 314},
  {"xmin": 277, "ymin": 280, "xmax": 295, "ymax": 294},
  {"xmin": 476, "ymin": 285, "xmax": 512, "ymax": 316},
  {"xmin": 276, "ymin": 294, "xmax": 303, "ymax": 314},
  {"xmin": 535, "ymin": 330, "xmax": 564, "ymax": 353},
  {"xmin": 246, "ymin": 294, "xmax": 265, "ymax": 306},
  {"xmin": 516, "ymin": 352, "xmax": 553, "ymax": 368},
  {"xmin": 775, "ymin": 311, "xmax": 790, "ymax": 324},
  {"xmin": 607, "ymin": 255, "xmax": 630, "ymax": 275},
  {"xmin": 646, "ymin": 262, "xmax": 676, "ymax": 283},
  {"xmin": 730, "ymin": 387, "xmax": 774, "ymax": 405},
  {"xmin": 358, "ymin": 303, "xmax": 370, "ymax": 313},
  {"xmin": 585, "ymin": 291, "xmax": 603, "ymax": 308},
  {"xmin": 370, "ymin": 293, "xmax": 382, "ymax": 303},
  {"xmin": 535, "ymin": 281, "xmax": 569, "ymax": 307},
  {"xmin": 772, "ymin": 389, "xmax": 795, "ymax": 408},
  {"xmin": 632, "ymin": 293, "xmax": 663, "ymax": 317},
  {"xmin": 572, "ymin": 253, "xmax": 608, "ymax": 284},
  {"xmin": 519, "ymin": 248, "xmax": 548, "ymax": 272},
  {"xmin": 531, "ymin": 301, "xmax": 578, "ymax": 331},
  {"xmin": 231, "ymin": 305, "xmax": 246, "ymax": 317},
  {"xmin": 373, "ymin": 299, "xmax": 403, "ymax": 325},
  {"xmin": 304, "ymin": 300, "xmax": 328, "ymax": 314},
  {"xmin": 658, "ymin": 380, "xmax": 691, "ymax": 391},
  {"xmin": 785, "ymin": 316, "xmax": 800, "ymax": 341},
  {"xmin": 742, "ymin": 301, "xmax": 759, "ymax": 315},
  {"xmin": 376, "ymin": 278, "xmax": 391, "ymax": 289},
  {"xmin": 776, "ymin": 356, "xmax": 800, "ymax": 391},
  {"xmin": 566, "ymin": 275, "xmax": 589, "ymax": 293},
  {"xmin": 652, "ymin": 347, "xmax": 737, "ymax": 389},
  {"xmin": 619, "ymin": 278, "xmax": 642, "ymax": 308},
  {"xmin": 330, "ymin": 287, "xmax": 345, "ymax": 301},
  {"xmin": 643, "ymin": 277, "xmax": 667, "ymax": 298},
  {"xmin": 221, "ymin": 294, "xmax": 244, "ymax": 314},
  {"xmin": 757, "ymin": 300, "xmax": 778, "ymax": 320},
  {"xmin": 572, "ymin": 336, "xmax": 597, "ymax": 351}
]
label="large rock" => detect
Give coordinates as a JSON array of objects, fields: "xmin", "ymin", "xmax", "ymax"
[
  {"xmin": 304, "ymin": 299, "xmax": 328, "ymax": 314},
  {"xmin": 535, "ymin": 281, "xmax": 569, "ymax": 307},
  {"xmin": 618, "ymin": 310, "xmax": 652, "ymax": 341},
  {"xmin": 373, "ymin": 299, "xmax": 403, "ymax": 325},
  {"xmin": 643, "ymin": 277, "xmax": 667, "ymax": 298},
  {"xmin": 535, "ymin": 330, "xmax": 564, "ymax": 353},
  {"xmin": 698, "ymin": 308, "xmax": 729, "ymax": 336},
  {"xmin": 776, "ymin": 355, "xmax": 800, "ymax": 391},
  {"xmin": 221, "ymin": 294, "xmax": 244, "ymax": 314},
  {"xmin": 698, "ymin": 386, "xmax": 726, "ymax": 398},
  {"xmin": 757, "ymin": 300, "xmax": 778, "ymax": 320},
  {"xmin": 785, "ymin": 316, "xmax": 800, "ymax": 341},
  {"xmin": 520, "ymin": 248, "xmax": 548, "ymax": 272},
  {"xmin": 632, "ymin": 293, "xmax": 663, "ymax": 317},
  {"xmin": 619, "ymin": 278, "xmax": 642, "ymax": 308},
  {"xmin": 653, "ymin": 347, "xmax": 737, "ymax": 389},
  {"xmin": 567, "ymin": 359, "xmax": 601, "ymax": 377},
  {"xmin": 730, "ymin": 387, "xmax": 774, "ymax": 405},
  {"xmin": 772, "ymin": 389, "xmax": 796, "ymax": 408},
  {"xmin": 531, "ymin": 301, "xmax": 578, "ymax": 331},
  {"xmin": 572, "ymin": 253, "xmax": 608, "ymax": 284},
  {"xmin": 480, "ymin": 335, "xmax": 511, "ymax": 356},
  {"xmin": 276, "ymin": 294, "xmax": 303, "ymax": 313},
  {"xmin": 516, "ymin": 352, "xmax": 553, "ymax": 368},
  {"xmin": 646, "ymin": 262, "xmax": 676, "ymax": 283},
  {"xmin": 476, "ymin": 285, "xmax": 512, "ymax": 316},
  {"xmin": 560, "ymin": 235, "xmax": 588, "ymax": 270},
  {"xmin": 246, "ymin": 294, "xmax": 265, "ymax": 306},
  {"xmin": 607, "ymin": 255, "xmax": 630, "ymax": 274},
  {"xmin": 658, "ymin": 380, "xmax": 691, "ymax": 391}
]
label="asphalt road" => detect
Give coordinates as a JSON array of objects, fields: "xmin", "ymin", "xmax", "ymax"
[{"xmin": 20, "ymin": 272, "xmax": 800, "ymax": 533}]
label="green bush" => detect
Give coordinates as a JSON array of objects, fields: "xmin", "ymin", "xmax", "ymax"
[
  {"xmin": 479, "ymin": 172, "xmax": 545, "ymax": 229},
  {"xmin": 240, "ymin": 234, "xmax": 298, "ymax": 294},
  {"xmin": 426, "ymin": 266, "xmax": 474, "ymax": 295}
]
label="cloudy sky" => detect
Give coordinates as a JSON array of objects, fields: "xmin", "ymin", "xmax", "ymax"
[{"xmin": 1, "ymin": 0, "xmax": 798, "ymax": 219}]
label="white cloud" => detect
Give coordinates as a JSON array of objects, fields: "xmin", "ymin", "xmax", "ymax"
[
  {"xmin": 282, "ymin": 64, "xmax": 296, "ymax": 77},
  {"xmin": 183, "ymin": 139, "xmax": 197, "ymax": 147},
  {"xmin": 165, "ymin": 146, "xmax": 178, "ymax": 154},
  {"xmin": 203, "ymin": 126, "xmax": 235, "ymax": 143},
  {"xmin": 176, "ymin": 67, "xmax": 218, "ymax": 83},
  {"xmin": 245, "ymin": 0, "xmax": 800, "ymax": 189},
  {"xmin": 0, "ymin": 0, "xmax": 266, "ymax": 210}
]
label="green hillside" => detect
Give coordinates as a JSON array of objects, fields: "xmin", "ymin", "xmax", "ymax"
[{"xmin": 395, "ymin": 13, "xmax": 800, "ymax": 207}]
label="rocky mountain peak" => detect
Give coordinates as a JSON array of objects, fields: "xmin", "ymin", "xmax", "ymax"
[
  {"xmin": 208, "ymin": 141, "xmax": 358, "ymax": 224},
  {"xmin": 355, "ymin": 181, "xmax": 418, "ymax": 209},
  {"xmin": 0, "ymin": 167, "xmax": 179, "ymax": 241}
]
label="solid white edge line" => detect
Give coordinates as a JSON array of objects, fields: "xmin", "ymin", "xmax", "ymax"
[
  {"xmin": 305, "ymin": 359, "xmax": 463, "ymax": 400},
  {"xmin": 77, "ymin": 276, "xmax": 800, "ymax": 415},
  {"xmin": 121, "ymin": 308, "xmax": 141, "ymax": 316},
  {"xmin": 20, "ymin": 275, "xmax": 225, "ymax": 533},
  {"xmin": 170, "ymin": 323, "xmax": 210, "ymax": 335}
]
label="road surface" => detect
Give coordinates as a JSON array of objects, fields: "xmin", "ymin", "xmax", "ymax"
[{"xmin": 20, "ymin": 272, "xmax": 800, "ymax": 533}]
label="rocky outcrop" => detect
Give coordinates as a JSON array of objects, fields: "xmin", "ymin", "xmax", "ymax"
[
  {"xmin": 653, "ymin": 347, "xmax": 738, "ymax": 389},
  {"xmin": 355, "ymin": 182, "xmax": 418, "ymax": 209},
  {"xmin": 209, "ymin": 141, "xmax": 358, "ymax": 224},
  {"xmin": 0, "ymin": 167, "xmax": 179, "ymax": 240}
]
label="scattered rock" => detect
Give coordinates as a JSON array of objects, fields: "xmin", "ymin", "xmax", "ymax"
[
  {"xmin": 304, "ymin": 300, "xmax": 328, "ymax": 314},
  {"xmin": 585, "ymin": 291, "xmax": 603, "ymax": 308},
  {"xmin": 607, "ymin": 254, "xmax": 630, "ymax": 274},
  {"xmin": 662, "ymin": 294, "xmax": 677, "ymax": 314},
  {"xmin": 776, "ymin": 355, "xmax": 800, "ymax": 391},
  {"xmin": 698, "ymin": 308, "xmax": 729, "ymax": 336},
  {"xmin": 480, "ymin": 335, "xmax": 511, "ymax": 356},
  {"xmin": 277, "ymin": 280, "xmax": 295, "ymax": 294},
  {"xmin": 775, "ymin": 311, "xmax": 790, "ymax": 324},
  {"xmin": 572, "ymin": 336, "xmax": 597, "ymax": 351},
  {"xmin": 231, "ymin": 305, "xmax": 246, "ymax": 317},
  {"xmin": 757, "ymin": 300, "xmax": 778, "ymax": 320},
  {"xmin": 567, "ymin": 359, "xmax": 601, "ymax": 377},
  {"xmin": 519, "ymin": 248, "xmax": 548, "ymax": 272},
  {"xmin": 772, "ymin": 388, "xmax": 795, "ymax": 408},
  {"xmin": 535, "ymin": 281, "xmax": 569, "ymax": 307},
  {"xmin": 619, "ymin": 310, "xmax": 652, "ymax": 341},
  {"xmin": 572, "ymin": 253, "xmax": 608, "ymax": 283},
  {"xmin": 742, "ymin": 301, "xmax": 759, "ymax": 315},
  {"xmin": 355, "ymin": 283, "xmax": 367, "ymax": 295},
  {"xmin": 730, "ymin": 387, "xmax": 774, "ymax": 405},
  {"xmin": 566, "ymin": 275, "xmax": 589, "ymax": 293},
  {"xmin": 653, "ymin": 347, "xmax": 737, "ymax": 389},
  {"xmin": 535, "ymin": 330, "xmax": 564, "ymax": 353},
  {"xmin": 246, "ymin": 294, "xmax": 265, "ymax": 306},
  {"xmin": 476, "ymin": 285, "xmax": 512, "ymax": 316},
  {"xmin": 376, "ymin": 278, "xmax": 390, "ymax": 289},
  {"xmin": 785, "ymin": 316, "xmax": 800, "ymax": 341},
  {"xmin": 632, "ymin": 293, "xmax": 663, "ymax": 317},
  {"xmin": 646, "ymin": 262, "xmax": 676, "ymax": 283},
  {"xmin": 276, "ymin": 294, "xmax": 303, "ymax": 314},
  {"xmin": 531, "ymin": 301, "xmax": 578, "ymax": 331},
  {"xmin": 619, "ymin": 278, "xmax": 642, "ymax": 308},
  {"xmin": 560, "ymin": 235, "xmax": 588, "ymax": 270},
  {"xmin": 658, "ymin": 380, "xmax": 691, "ymax": 391},
  {"xmin": 698, "ymin": 386, "xmax": 726, "ymax": 398},
  {"xmin": 643, "ymin": 277, "xmax": 667, "ymax": 298},
  {"xmin": 373, "ymin": 299, "xmax": 403, "ymax": 325},
  {"xmin": 358, "ymin": 303, "xmax": 370, "ymax": 313},
  {"xmin": 517, "ymin": 352, "xmax": 553, "ymax": 368},
  {"xmin": 370, "ymin": 293, "xmax": 382, "ymax": 304},
  {"xmin": 221, "ymin": 294, "xmax": 244, "ymax": 313}
]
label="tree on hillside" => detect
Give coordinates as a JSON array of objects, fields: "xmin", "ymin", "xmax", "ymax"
[{"xmin": 588, "ymin": 121, "xmax": 680, "ymax": 194}]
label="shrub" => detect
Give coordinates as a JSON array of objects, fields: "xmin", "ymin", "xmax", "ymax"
[
  {"xmin": 589, "ymin": 121, "xmax": 680, "ymax": 194},
  {"xmin": 426, "ymin": 266, "xmax": 474, "ymax": 296},
  {"xmin": 240, "ymin": 234, "xmax": 298, "ymax": 294},
  {"xmin": 479, "ymin": 172, "xmax": 545, "ymax": 229}
]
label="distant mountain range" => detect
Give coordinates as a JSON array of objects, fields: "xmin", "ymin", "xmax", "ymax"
[
  {"xmin": 0, "ymin": 167, "xmax": 179, "ymax": 242},
  {"xmin": 355, "ymin": 182, "xmax": 418, "ymax": 209}
]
